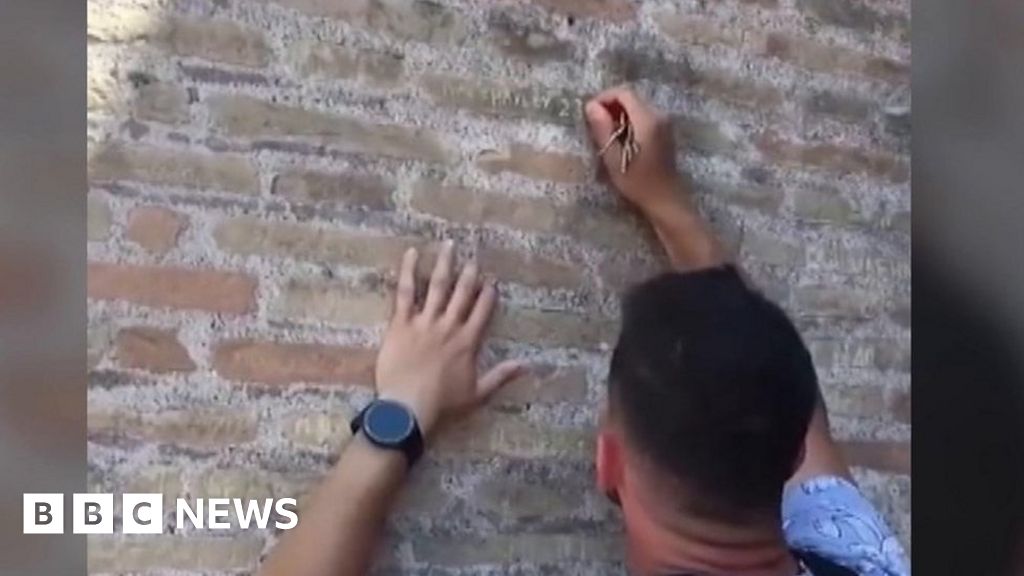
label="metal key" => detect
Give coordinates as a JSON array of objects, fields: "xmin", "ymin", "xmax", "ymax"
[{"xmin": 598, "ymin": 111, "xmax": 641, "ymax": 174}]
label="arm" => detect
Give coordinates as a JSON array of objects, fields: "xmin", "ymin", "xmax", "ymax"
[
  {"xmin": 583, "ymin": 87, "xmax": 729, "ymax": 271},
  {"xmin": 258, "ymin": 241, "xmax": 523, "ymax": 576},
  {"xmin": 583, "ymin": 86, "xmax": 851, "ymax": 485},
  {"xmin": 786, "ymin": 401, "xmax": 854, "ymax": 486}
]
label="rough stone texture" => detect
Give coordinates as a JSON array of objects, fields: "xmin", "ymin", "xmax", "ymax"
[{"xmin": 87, "ymin": 0, "xmax": 910, "ymax": 571}]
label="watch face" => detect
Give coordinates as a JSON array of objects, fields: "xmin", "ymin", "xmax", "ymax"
[{"xmin": 364, "ymin": 399, "xmax": 414, "ymax": 445}]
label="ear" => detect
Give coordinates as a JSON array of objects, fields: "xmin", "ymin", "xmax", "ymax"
[{"xmin": 596, "ymin": 429, "xmax": 624, "ymax": 494}]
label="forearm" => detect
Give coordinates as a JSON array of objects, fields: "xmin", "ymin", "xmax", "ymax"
[
  {"xmin": 259, "ymin": 435, "xmax": 408, "ymax": 576},
  {"xmin": 259, "ymin": 242, "xmax": 521, "ymax": 576},
  {"xmin": 640, "ymin": 183, "xmax": 730, "ymax": 271}
]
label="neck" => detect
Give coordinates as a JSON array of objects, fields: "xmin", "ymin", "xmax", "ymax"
[{"xmin": 620, "ymin": 487, "xmax": 796, "ymax": 576}]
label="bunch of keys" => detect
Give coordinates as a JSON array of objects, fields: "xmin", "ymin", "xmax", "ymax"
[{"xmin": 597, "ymin": 101, "xmax": 640, "ymax": 174}]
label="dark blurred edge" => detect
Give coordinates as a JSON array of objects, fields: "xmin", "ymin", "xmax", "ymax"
[
  {"xmin": 0, "ymin": 0, "xmax": 87, "ymax": 574},
  {"xmin": 914, "ymin": 0, "xmax": 1024, "ymax": 574}
]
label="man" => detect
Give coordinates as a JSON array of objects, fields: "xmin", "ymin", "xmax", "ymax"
[{"xmin": 258, "ymin": 87, "xmax": 910, "ymax": 576}]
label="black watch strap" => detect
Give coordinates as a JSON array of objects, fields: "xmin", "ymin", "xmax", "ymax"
[{"xmin": 350, "ymin": 401, "xmax": 424, "ymax": 466}]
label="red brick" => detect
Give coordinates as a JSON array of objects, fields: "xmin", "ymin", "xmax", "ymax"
[
  {"xmin": 655, "ymin": 13, "xmax": 747, "ymax": 50},
  {"xmin": 888, "ymin": 389, "xmax": 911, "ymax": 423},
  {"xmin": 280, "ymin": 409, "xmax": 354, "ymax": 451},
  {"xmin": 477, "ymin": 143, "xmax": 587, "ymax": 184},
  {"xmin": 601, "ymin": 48, "xmax": 781, "ymax": 110},
  {"xmin": 437, "ymin": 412, "xmax": 593, "ymax": 459},
  {"xmin": 488, "ymin": 12, "xmax": 572, "ymax": 63},
  {"xmin": 872, "ymin": 339, "xmax": 911, "ymax": 373},
  {"xmin": 272, "ymin": 278, "xmax": 391, "ymax": 327},
  {"xmin": 126, "ymin": 206, "xmax": 187, "ymax": 254},
  {"xmin": 88, "ymin": 11, "xmax": 272, "ymax": 68},
  {"xmin": 412, "ymin": 533, "xmax": 621, "ymax": 565},
  {"xmin": 88, "ymin": 535, "xmax": 263, "ymax": 573},
  {"xmin": 88, "ymin": 408, "xmax": 258, "ymax": 448},
  {"xmin": 115, "ymin": 327, "xmax": 196, "ymax": 373},
  {"xmin": 493, "ymin": 307, "xmax": 618, "ymax": 350},
  {"xmin": 530, "ymin": 0, "xmax": 636, "ymax": 22},
  {"xmin": 88, "ymin": 262, "xmax": 256, "ymax": 314},
  {"xmin": 673, "ymin": 116, "xmax": 739, "ymax": 156},
  {"xmin": 706, "ymin": 180, "xmax": 783, "ymax": 215},
  {"xmin": 256, "ymin": 0, "xmax": 467, "ymax": 44},
  {"xmin": 839, "ymin": 440, "xmax": 910, "ymax": 474},
  {"xmin": 796, "ymin": 0, "xmax": 907, "ymax": 41},
  {"xmin": 207, "ymin": 95, "xmax": 449, "ymax": 163},
  {"xmin": 158, "ymin": 16, "xmax": 271, "ymax": 68},
  {"xmin": 741, "ymin": 230, "xmax": 806, "ymax": 268},
  {"xmin": 887, "ymin": 210, "xmax": 911, "ymax": 236},
  {"xmin": 134, "ymin": 83, "xmax": 189, "ymax": 125},
  {"xmin": 271, "ymin": 169, "xmax": 393, "ymax": 210},
  {"xmin": 471, "ymin": 469, "xmax": 586, "ymax": 520},
  {"xmin": 492, "ymin": 365, "xmax": 589, "ymax": 406},
  {"xmin": 600, "ymin": 47, "xmax": 696, "ymax": 87},
  {"xmin": 761, "ymin": 33, "xmax": 909, "ymax": 84},
  {"xmin": 691, "ymin": 70, "xmax": 784, "ymax": 109},
  {"xmin": 803, "ymin": 91, "xmax": 873, "ymax": 124},
  {"xmin": 478, "ymin": 246, "xmax": 583, "ymax": 290},
  {"xmin": 410, "ymin": 180, "xmax": 560, "ymax": 233},
  {"xmin": 215, "ymin": 217, "xmax": 581, "ymax": 290},
  {"xmin": 656, "ymin": 14, "xmax": 908, "ymax": 85},
  {"xmin": 755, "ymin": 132, "xmax": 909, "ymax": 183},
  {"xmin": 410, "ymin": 180, "xmax": 645, "ymax": 251},
  {"xmin": 212, "ymin": 339, "xmax": 376, "ymax": 386},
  {"xmin": 288, "ymin": 41, "xmax": 404, "ymax": 86},
  {"xmin": 792, "ymin": 284, "xmax": 880, "ymax": 319},
  {"xmin": 791, "ymin": 187, "xmax": 864, "ymax": 225},
  {"xmin": 421, "ymin": 75, "xmax": 580, "ymax": 127},
  {"xmin": 89, "ymin": 142, "xmax": 259, "ymax": 195},
  {"xmin": 824, "ymin": 385, "xmax": 910, "ymax": 424},
  {"xmin": 598, "ymin": 255, "xmax": 662, "ymax": 294},
  {"xmin": 179, "ymin": 64, "xmax": 269, "ymax": 86},
  {"xmin": 215, "ymin": 216, "xmax": 411, "ymax": 269}
]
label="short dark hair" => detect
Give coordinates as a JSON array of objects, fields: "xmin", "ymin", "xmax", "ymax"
[{"xmin": 609, "ymin": 266, "xmax": 818, "ymax": 520}]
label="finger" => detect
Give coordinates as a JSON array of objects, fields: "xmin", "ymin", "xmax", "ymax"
[
  {"xmin": 443, "ymin": 259, "xmax": 480, "ymax": 326},
  {"xmin": 423, "ymin": 240, "xmax": 455, "ymax": 317},
  {"xmin": 476, "ymin": 359, "xmax": 526, "ymax": 401},
  {"xmin": 595, "ymin": 85, "xmax": 650, "ymax": 119},
  {"xmin": 584, "ymin": 98, "xmax": 617, "ymax": 150},
  {"xmin": 464, "ymin": 276, "xmax": 498, "ymax": 340},
  {"xmin": 393, "ymin": 246, "xmax": 418, "ymax": 321}
]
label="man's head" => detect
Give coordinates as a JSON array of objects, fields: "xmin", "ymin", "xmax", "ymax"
[{"xmin": 597, "ymin": 267, "xmax": 818, "ymax": 527}]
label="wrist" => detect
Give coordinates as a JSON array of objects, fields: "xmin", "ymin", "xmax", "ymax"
[
  {"xmin": 376, "ymin": 390, "xmax": 440, "ymax": 439},
  {"xmin": 637, "ymin": 182, "xmax": 692, "ymax": 222}
]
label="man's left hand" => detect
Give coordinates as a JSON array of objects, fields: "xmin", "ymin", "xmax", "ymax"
[{"xmin": 374, "ymin": 241, "xmax": 524, "ymax": 438}]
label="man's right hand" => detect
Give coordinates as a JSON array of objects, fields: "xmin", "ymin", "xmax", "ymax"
[
  {"xmin": 585, "ymin": 85, "xmax": 729, "ymax": 271},
  {"xmin": 584, "ymin": 86, "xmax": 685, "ymax": 215}
]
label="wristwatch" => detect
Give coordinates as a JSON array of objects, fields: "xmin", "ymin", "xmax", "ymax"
[{"xmin": 350, "ymin": 398, "xmax": 424, "ymax": 467}]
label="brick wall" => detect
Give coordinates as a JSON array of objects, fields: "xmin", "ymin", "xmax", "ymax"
[{"xmin": 87, "ymin": 0, "xmax": 911, "ymax": 572}]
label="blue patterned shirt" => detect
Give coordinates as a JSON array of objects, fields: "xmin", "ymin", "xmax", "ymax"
[{"xmin": 783, "ymin": 476, "xmax": 910, "ymax": 575}]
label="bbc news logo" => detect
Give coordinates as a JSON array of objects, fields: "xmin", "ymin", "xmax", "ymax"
[{"xmin": 23, "ymin": 494, "xmax": 298, "ymax": 534}]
